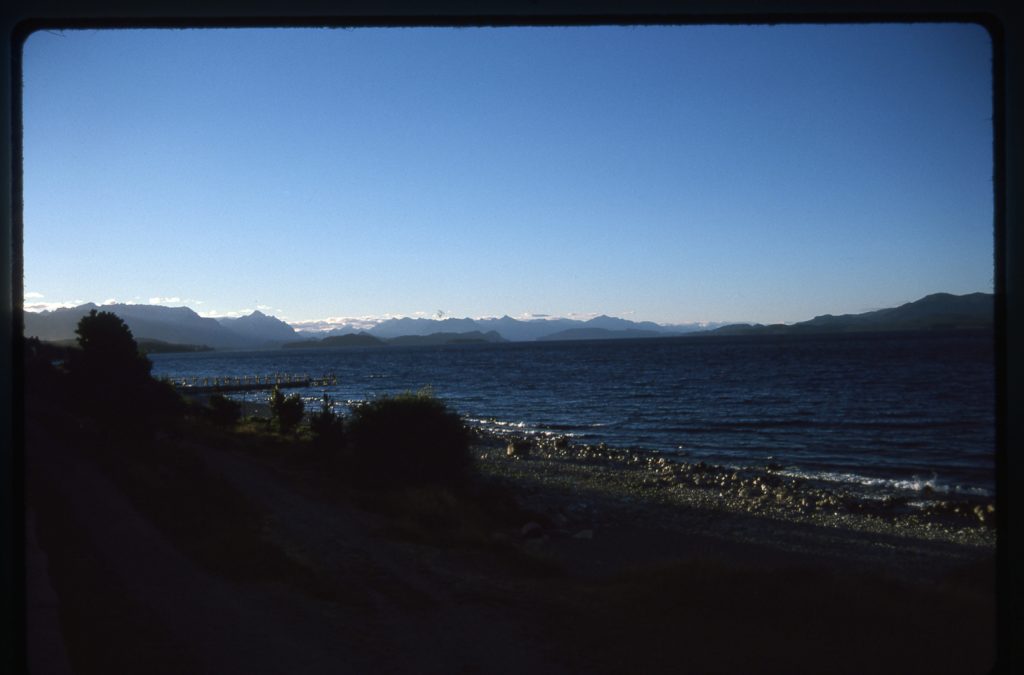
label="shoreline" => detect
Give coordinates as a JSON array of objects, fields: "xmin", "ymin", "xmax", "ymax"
[
  {"xmin": 469, "ymin": 430, "xmax": 994, "ymax": 585},
  {"xmin": 475, "ymin": 430, "xmax": 996, "ymax": 540},
  {"xmin": 211, "ymin": 392, "xmax": 996, "ymax": 546}
]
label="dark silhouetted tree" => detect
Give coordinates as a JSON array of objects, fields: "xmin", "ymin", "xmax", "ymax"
[
  {"xmin": 66, "ymin": 309, "xmax": 182, "ymax": 423},
  {"xmin": 310, "ymin": 392, "xmax": 345, "ymax": 446},
  {"xmin": 72, "ymin": 309, "xmax": 152, "ymax": 384},
  {"xmin": 269, "ymin": 385, "xmax": 304, "ymax": 434}
]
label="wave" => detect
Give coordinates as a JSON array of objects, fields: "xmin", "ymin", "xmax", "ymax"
[
  {"xmin": 777, "ymin": 468, "xmax": 994, "ymax": 498},
  {"xmin": 536, "ymin": 421, "xmax": 614, "ymax": 431},
  {"xmin": 465, "ymin": 417, "xmax": 529, "ymax": 430},
  {"xmin": 461, "ymin": 411, "xmax": 993, "ymax": 493}
]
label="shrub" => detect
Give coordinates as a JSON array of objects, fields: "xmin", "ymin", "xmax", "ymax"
[
  {"xmin": 346, "ymin": 391, "xmax": 472, "ymax": 487},
  {"xmin": 310, "ymin": 393, "xmax": 345, "ymax": 445},
  {"xmin": 269, "ymin": 386, "xmax": 305, "ymax": 434},
  {"xmin": 140, "ymin": 377, "xmax": 187, "ymax": 422},
  {"xmin": 206, "ymin": 394, "xmax": 242, "ymax": 427}
]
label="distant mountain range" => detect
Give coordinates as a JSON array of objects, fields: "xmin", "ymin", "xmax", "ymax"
[
  {"xmin": 284, "ymin": 333, "xmax": 386, "ymax": 349},
  {"xmin": 22, "ymin": 292, "xmax": 993, "ymax": 352},
  {"xmin": 310, "ymin": 314, "xmax": 719, "ymax": 342},
  {"xmin": 23, "ymin": 304, "xmax": 721, "ymax": 349},
  {"xmin": 24, "ymin": 303, "xmax": 297, "ymax": 350}
]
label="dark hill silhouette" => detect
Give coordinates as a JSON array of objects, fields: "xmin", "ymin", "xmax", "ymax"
[
  {"xmin": 386, "ymin": 330, "xmax": 507, "ymax": 346},
  {"xmin": 135, "ymin": 339, "xmax": 215, "ymax": 354},
  {"xmin": 285, "ymin": 330, "xmax": 505, "ymax": 349},
  {"xmin": 580, "ymin": 315, "xmax": 668, "ymax": 333},
  {"xmin": 284, "ymin": 333, "xmax": 386, "ymax": 349},
  {"xmin": 537, "ymin": 327, "xmax": 667, "ymax": 341},
  {"xmin": 711, "ymin": 292, "xmax": 992, "ymax": 336}
]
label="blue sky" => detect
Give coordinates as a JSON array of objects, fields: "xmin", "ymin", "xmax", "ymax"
[{"xmin": 22, "ymin": 24, "xmax": 993, "ymax": 327}]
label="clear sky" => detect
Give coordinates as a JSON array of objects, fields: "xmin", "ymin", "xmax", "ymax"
[{"xmin": 22, "ymin": 24, "xmax": 993, "ymax": 327}]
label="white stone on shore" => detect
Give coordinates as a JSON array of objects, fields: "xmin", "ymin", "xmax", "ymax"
[{"xmin": 507, "ymin": 439, "xmax": 532, "ymax": 459}]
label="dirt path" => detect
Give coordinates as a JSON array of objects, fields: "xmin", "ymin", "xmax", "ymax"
[
  {"xmin": 198, "ymin": 443, "xmax": 566, "ymax": 674},
  {"xmin": 28, "ymin": 410, "xmax": 569, "ymax": 674},
  {"xmin": 24, "ymin": 508, "xmax": 73, "ymax": 675},
  {"xmin": 28, "ymin": 427, "xmax": 380, "ymax": 674}
]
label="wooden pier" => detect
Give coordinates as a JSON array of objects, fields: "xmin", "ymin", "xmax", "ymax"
[{"xmin": 163, "ymin": 373, "xmax": 337, "ymax": 394}]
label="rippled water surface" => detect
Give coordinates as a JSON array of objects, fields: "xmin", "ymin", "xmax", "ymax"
[{"xmin": 150, "ymin": 331, "xmax": 995, "ymax": 498}]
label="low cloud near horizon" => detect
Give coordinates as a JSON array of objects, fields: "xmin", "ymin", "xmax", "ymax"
[{"xmin": 23, "ymin": 291, "xmax": 84, "ymax": 312}]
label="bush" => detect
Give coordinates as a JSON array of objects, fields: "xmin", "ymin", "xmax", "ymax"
[
  {"xmin": 310, "ymin": 393, "xmax": 345, "ymax": 446},
  {"xmin": 346, "ymin": 391, "xmax": 472, "ymax": 487},
  {"xmin": 140, "ymin": 377, "xmax": 187, "ymax": 422},
  {"xmin": 269, "ymin": 386, "xmax": 304, "ymax": 434},
  {"xmin": 206, "ymin": 394, "xmax": 242, "ymax": 427}
]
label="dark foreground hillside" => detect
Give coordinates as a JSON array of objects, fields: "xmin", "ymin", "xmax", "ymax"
[{"xmin": 25, "ymin": 405, "xmax": 995, "ymax": 674}]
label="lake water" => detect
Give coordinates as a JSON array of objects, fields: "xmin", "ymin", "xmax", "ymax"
[{"xmin": 150, "ymin": 330, "xmax": 996, "ymax": 501}]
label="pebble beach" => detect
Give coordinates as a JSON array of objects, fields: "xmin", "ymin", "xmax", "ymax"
[{"xmin": 472, "ymin": 430, "xmax": 995, "ymax": 585}]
